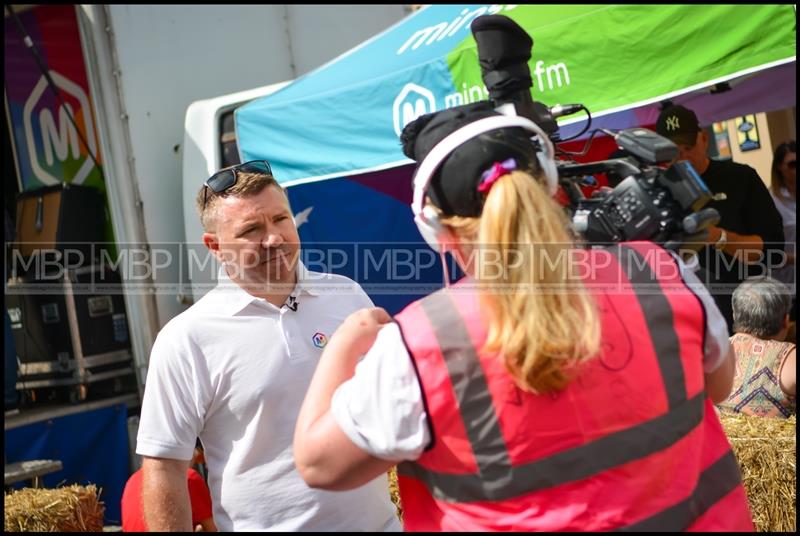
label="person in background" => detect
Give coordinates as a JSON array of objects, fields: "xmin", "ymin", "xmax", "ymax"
[
  {"xmin": 655, "ymin": 104, "xmax": 785, "ymax": 334},
  {"xmin": 768, "ymin": 140, "xmax": 796, "ymax": 318},
  {"xmin": 293, "ymin": 102, "xmax": 754, "ymax": 531},
  {"xmin": 122, "ymin": 440, "xmax": 216, "ymax": 532},
  {"xmin": 135, "ymin": 161, "xmax": 399, "ymax": 532},
  {"xmin": 718, "ymin": 276, "xmax": 796, "ymax": 418}
]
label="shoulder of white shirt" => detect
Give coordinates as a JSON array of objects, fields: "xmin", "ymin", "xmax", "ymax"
[{"xmin": 171, "ymin": 261, "xmax": 369, "ymax": 320}]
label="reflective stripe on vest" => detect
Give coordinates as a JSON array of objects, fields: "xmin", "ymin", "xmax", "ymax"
[
  {"xmin": 610, "ymin": 245, "xmax": 688, "ymax": 408},
  {"xmin": 398, "ymin": 244, "xmax": 743, "ymax": 529},
  {"xmin": 617, "ymin": 449, "xmax": 743, "ymax": 532}
]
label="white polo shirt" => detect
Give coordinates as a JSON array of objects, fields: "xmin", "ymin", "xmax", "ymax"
[{"xmin": 137, "ymin": 262, "xmax": 400, "ymax": 532}]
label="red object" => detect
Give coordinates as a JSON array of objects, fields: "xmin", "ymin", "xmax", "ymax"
[
  {"xmin": 394, "ymin": 242, "xmax": 753, "ymax": 531},
  {"xmin": 121, "ymin": 467, "xmax": 213, "ymax": 531},
  {"xmin": 558, "ymin": 132, "xmax": 621, "ymax": 164},
  {"xmin": 478, "ymin": 159, "xmax": 517, "ymax": 193},
  {"xmin": 553, "ymin": 134, "xmax": 618, "ymax": 204},
  {"xmin": 553, "ymin": 125, "xmax": 659, "ymax": 204}
]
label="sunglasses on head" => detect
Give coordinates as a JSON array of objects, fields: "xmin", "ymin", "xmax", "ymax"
[{"xmin": 203, "ymin": 160, "xmax": 273, "ymax": 210}]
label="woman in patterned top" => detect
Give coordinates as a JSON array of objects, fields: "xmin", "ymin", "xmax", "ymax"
[{"xmin": 718, "ymin": 276, "xmax": 796, "ymax": 417}]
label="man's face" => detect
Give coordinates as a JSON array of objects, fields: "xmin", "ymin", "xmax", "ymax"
[
  {"xmin": 675, "ymin": 130, "xmax": 709, "ymax": 174},
  {"xmin": 204, "ymin": 185, "xmax": 300, "ymax": 287}
]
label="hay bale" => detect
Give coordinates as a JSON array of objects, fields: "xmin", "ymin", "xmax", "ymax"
[
  {"xmin": 4, "ymin": 484, "xmax": 105, "ymax": 532},
  {"xmin": 719, "ymin": 413, "xmax": 796, "ymax": 532},
  {"xmin": 388, "ymin": 467, "xmax": 403, "ymax": 521}
]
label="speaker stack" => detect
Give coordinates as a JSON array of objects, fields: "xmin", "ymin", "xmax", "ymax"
[{"xmin": 7, "ymin": 184, "xmax": 137, "ymax": 406}]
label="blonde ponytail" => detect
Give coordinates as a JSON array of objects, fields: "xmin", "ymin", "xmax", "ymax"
[{"xmin": 441, "ymin": 170, "xmax": 601, "ymax": 394}]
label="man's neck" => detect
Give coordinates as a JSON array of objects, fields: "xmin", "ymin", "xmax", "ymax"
[
  {"xmin": 227, "ymin": 267, "xmax": 298, "ymax": 307},
  {"xmin": 697, "ymin": 157, "xmax": 711, "ymax": 175},
  {"xmin": 254, "ymin": 284, "xmax": 296, "ymax": 308}
]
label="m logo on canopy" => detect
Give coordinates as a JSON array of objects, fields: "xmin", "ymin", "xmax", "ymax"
[{"xmin": 393, "ymin": 83, "xmax": 436, "ymax": 137}]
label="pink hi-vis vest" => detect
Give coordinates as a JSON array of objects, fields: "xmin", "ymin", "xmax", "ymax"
[{"xmin": 394, "ymin": 242, "xmax": 753, "ymax": 532}]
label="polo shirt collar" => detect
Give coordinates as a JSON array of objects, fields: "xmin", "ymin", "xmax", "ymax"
[
  {"xmin": 212, "ymin": 260, "xmax": 318, "ymax": 316},
  {"xmin": 294, "ymin": 261, "xmax": 320, "ymax": 298}
]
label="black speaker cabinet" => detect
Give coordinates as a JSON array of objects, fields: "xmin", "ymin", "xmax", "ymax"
[
  {"xmin": 5, "ymin": 264, "xmax": 133, "ymax": 392},
  {"xmin": 14, "ymin": 184, "xmax": 108, "ymax": 262}
]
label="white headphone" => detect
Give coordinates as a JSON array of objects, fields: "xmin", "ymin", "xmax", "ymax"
[{"xmin": 411, "ymin": 114, "xmax": 558, "ymax": 252}]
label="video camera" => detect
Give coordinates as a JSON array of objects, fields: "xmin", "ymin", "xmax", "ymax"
[{"xmin": 471, "ymin": 15, "xmax": 720, "ymax": 250}]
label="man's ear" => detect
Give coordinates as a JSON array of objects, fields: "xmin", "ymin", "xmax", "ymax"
[
  {"xmin": 699, "ymin": 129, "xmax": 710, "ymax": 149},
  {"xmin": 203, "ymin": 232, "xmax": 223, "ymax": 260}
]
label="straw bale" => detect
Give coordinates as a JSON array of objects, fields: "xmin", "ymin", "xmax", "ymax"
[
  {"xmin": 719, "ymin": 413, "xmax": 796, "ymax": 532},
  {"xmin": 388, "ymin": 467, "xmax": 403, "ymax": 521},
  {"xmin": 4, "ymin": 484, "xmax": 105, "ymax": 532}
]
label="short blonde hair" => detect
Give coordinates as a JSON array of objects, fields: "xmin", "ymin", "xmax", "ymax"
[{"xmin": 196, "ymin": 171, "xmax": 285, "ymax": 231}]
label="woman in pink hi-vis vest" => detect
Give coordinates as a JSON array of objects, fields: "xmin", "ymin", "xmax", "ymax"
[{"xmin": 293, "ymin": 102, "xmax": 754, "ymax": 531}]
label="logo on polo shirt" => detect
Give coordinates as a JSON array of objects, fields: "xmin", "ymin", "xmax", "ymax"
[{"xmin": 312, "ymin": 332, "xmax": 328, "ymax": 348}]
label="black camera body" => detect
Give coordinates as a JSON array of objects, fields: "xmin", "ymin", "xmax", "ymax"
[
  {"xmin": 471, "ymin": 15, "xmax": 719, "ymax": 249},
  {"xmin": 557, "ymin": 131, "xmax": 718, "ymax": 248}
]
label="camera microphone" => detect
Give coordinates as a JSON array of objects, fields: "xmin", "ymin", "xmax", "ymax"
[{"xmin": 285, "ymin": 295, "xmax": 299, "ymax": 312}]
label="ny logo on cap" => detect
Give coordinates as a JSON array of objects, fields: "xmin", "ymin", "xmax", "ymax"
[{"xmin": 666, "ymin": 116, "xmax": 680, "ymax": 131}]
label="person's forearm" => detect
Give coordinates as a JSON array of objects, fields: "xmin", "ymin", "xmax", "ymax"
[
  {"xmin": 295, "ymin": 336, "xmax": 362, "ymax": 453},
  {"xmin": 294, "ymin": 334, "xmax": 396, "ymax": 490},
  {"xmin": 295, "ymin": 308, "xmax": 394, "ymax": 489},
  {"xmin": 142, "ymin": 461, "xmax": 193, "ymax": 531},
  {"xmin": 712, "ymin": 227, "xmax": 764, "ymax": 263},
  {"xmin": 725, "ymin": 230, "xmax": 762, "ymax": 263}
]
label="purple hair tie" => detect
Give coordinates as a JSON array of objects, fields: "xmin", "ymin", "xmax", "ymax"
[{"xmin": 477, "ymin": 158, "xmax": 517, "ymax": 193}]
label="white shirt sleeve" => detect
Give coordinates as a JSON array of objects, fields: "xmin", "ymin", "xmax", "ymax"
[
  {"xmin": 330, "ymin": 322, "xmax": 430, "ymax": 461},
  {"xmin": 136, "ymin": 324, "xmax": 207, "ymax": 461},
  {"xmin": 674, "ymin": 253, "xmax": 731, "ymax": 372}
]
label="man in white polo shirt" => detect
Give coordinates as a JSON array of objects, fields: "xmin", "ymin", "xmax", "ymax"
[{"xmin": 136, "ymin": 161, "xmax": 400, "ymax": 532}]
